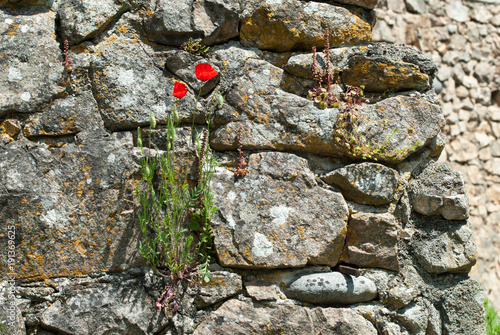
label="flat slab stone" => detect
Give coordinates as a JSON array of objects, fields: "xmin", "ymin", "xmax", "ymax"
[
  {"xmin": 40, "ymin": 278, "xmax": 166, "ymax": 335},
  {"xmin": 212, "ymin": 92, "xmax": 444, "ymax": 163},
  {"xmin": 90, "ymin": 35, "xmax": 201, "ymax": 130},
  {"xmin": 343, "ymin": 213, "xmax": 400, "ymax": 271},
  {"xmin": 285, "ymin": 272, "xmax": 378, "ymax": 305},
  {"xmin": 240, "ymin": 0, "xmax": 373, "ymax": 52},
  {"xmin": 0, "ymin": 7, "xmax": 64, "ymax": 115},
  {"xmin": 57, "ymin": 0, "xmax": 129, "ymax": 45},
  {"xmin": 0, "ymin": 133, "xmax": 144, "ymax": 281},
  {"xmin": 321, "ymin": 163, "xmax": 401, "ymax": 206},
  {"xmin": 194, "ymin": 299, "xmax": 378, "ymax": 334},
  {"xmin": 341, "ymin": 56, "xmax": 431, "ymax": 92},
  {"xmin": 211, "ymin": 151, "xmax": 349, "ymax": 269}
]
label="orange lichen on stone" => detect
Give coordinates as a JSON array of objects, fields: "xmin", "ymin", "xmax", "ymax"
[
  {"xmin": 342, "ymin": 57, "xmax": 430, "ymax": 92},
  {"xmin": 240, "ymin": 5, "xmax": 371, "ymax": 52}
]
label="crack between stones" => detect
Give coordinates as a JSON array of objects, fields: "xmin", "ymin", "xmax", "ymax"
[{"xmin": 76, "ymin": 2, "xmax": 133, "ymax": 45}]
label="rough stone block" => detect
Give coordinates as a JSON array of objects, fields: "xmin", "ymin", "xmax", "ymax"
[
  {"xmin": 211, "ymin": 151, "xmax": 349, "ymax": 269},
  {"xmin": 194, "ymin": 299, "xmax": 378, "ymax": 334}
]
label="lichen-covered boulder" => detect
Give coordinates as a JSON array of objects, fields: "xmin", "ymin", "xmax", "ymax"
[
  {"xmin": 0, "ymin": 132, "xmax": 144, "ymax": 280},
  {"xmin": 240, "ymin": 0, "xmax": 373, "ymax": 52},
  {"xmin": 285, "ymin": 42, "xmax": 437, "ymax": 94},
  {"xmin": 193, "ymin": 271, "xmax": 242, "ymax": 308},
  {"xmin": 321, "ymin": 163, "xmax": 401, "ymax": 206},
  {"xmin": 343, "ymin": 212, "xmax": 400, "ymax": 271},
  {"xmin": 57, "ymin": 0, "xmax": 131, "ymax": 45},
  {"xmin": 411, "ymin": 216, "xmax": 476, "ymax": 274},
  {"xmin": 211, "ymin": 151, "xmax": 349, "ymax": 269},
  {"xmin": 143, "ymin": 0, "xmax": 239, "ymax": 46},
  {"xmin": 409, "ymin": 163, "xmax": 470, "ymax": 220},
  {"xmin": 212, "ymin": 91, "xmax": 444, "ymax": 163},
  {"xmin": 0, "ymin": 7, "xmax": 64, "ymax": 115},
  {"xmin": 341, "ymin": 43, "xmax": 437, "ymax": 92},
  {"xmin": 194, "ymin": 299, "xmax": 378, "ymax": 334},
  {"xmin": 89, "ymin": 35, "xmax": 201, "ymax": 130},
  {"xmin": 40, "ymin": 276, "xmax": 167, "ymax": 335},
  {"xmin": 341, "ymin": 56, "xmax": 431, "ymax": 92}
]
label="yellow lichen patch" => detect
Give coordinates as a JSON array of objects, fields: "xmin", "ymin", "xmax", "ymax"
[
  {"xmin": 116, "ymin": 24, "xmax": 128, "ymax": 33},
  {"xmin": 241, "ymin": 6, "xmax": 371, "ymax": 52},
  {"xmin": 105, "ymin": 33, "xmax": 120, "ymax": 45},
  {"xmin": 342, "ymin": 57, "xmax": 430, "ymax": 92}
]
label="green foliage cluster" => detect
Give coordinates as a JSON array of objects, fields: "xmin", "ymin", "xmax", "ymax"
[
  {"xmin": 0, "ymin": 322, "xmax": 7, "ymax": 335},
  {"xmin": 486, "ymin": 299, "xmax": 500, "ymax": 335},
  {"xmin": 307, "ymin": 29, "xmax": 340, "ymax": 110},
  {"xmin": 180, "ymin": 38, "xmax": 210, "ymax": 56},
  {"xmin": 135, "ymin": 94, "xmax": 221, "ymax": 316},
  {"xmin": 333, "ymin": 110, "xmax": 422, "ymax": 162},
  {"xmin": 307, "ymin": 29, "xmax": 422, "ymax": 162}
]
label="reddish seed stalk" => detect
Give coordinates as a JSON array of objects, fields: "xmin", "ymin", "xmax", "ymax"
[
  {"xmin": 63, "ymin": 40, "xmax": 73, "ymax": 72},
  {"xmin": 234, "ymin": 125, "xmax": 248, "ymax": 177}
]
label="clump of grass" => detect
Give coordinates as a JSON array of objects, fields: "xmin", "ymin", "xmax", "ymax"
[
  {"xmin": 180, "ymin": 38, "xmax": 210, "ymax": 56},
  {"xmin": 485, "ymin": 299, "xmax": 500, "ymax": 335}
]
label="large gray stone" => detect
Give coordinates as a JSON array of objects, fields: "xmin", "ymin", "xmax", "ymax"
[
  {"xmin": 89, "ymin": 36, "xmax": 205, "ymax": 130},
  {"xmin": 411, "ymin": 218, "xmax": 477, "ymax": 274},
  {"xmin": 193, "ymin": 271, "xmax": 242, "ymax": 308},
  {"xmin": 143, "ymin": 0, "xmax": 239, "ymax": 46},
  {"xmin": 0, "ymin": 289, "xmax": 25, "ymax": 335},
  {"xmin": 40, "ymin": 278, "xmax": 166, "ymax": 335},
  {"xmin": 342, "ymin": 55, "xmax": 431, "ymax": 92},
  {"xmin": 57, "ymin": 0, "xmax": 131, "ymax": 45},
  {"xmin": 285, "ymin": 272, "xmax": 378, "ymax": 305},
  {"xmin": 22, "ymin": 92, "xmax": 101, "ymax": 143},
  {"xmin": 343, "ymin": 212, "xmax": 400, "ymax": 271},
  {"xmin": 0, "ymin": 133, "xmax": 144, "ymax": 280},
  {"xmin": 321, "ymin": 163, "xmax": 401, "ymax": 206},
  {"xmin": 409, "ymin": 163, "xmax": 470, "ymax": 220},
  {"xmin": 441, "ymin": 279, "xmax": 486, "ymax": 335},
  {"xmin": 0, "ymin": 7, "xmax": 65, "ymax": 116},
  {"xmin": 240, "ymin": 0, "xmax": 373, "ymax": 52},
  {"xmin": 211, "ymin": 151, "xmax": 349, "ymax": 269},
  {"xmin": 212, "ymin": 90, "xmax": 444, "ymax": 163},
  {"xmin": 194, "ymin": 299, "xmax": 378, "ymax": 334},
  {"xmin": 192, "ymin": 0, "xmax": 240, "ymax": 45}
]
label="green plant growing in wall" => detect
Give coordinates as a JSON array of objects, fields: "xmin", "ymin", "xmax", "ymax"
[
  {"xmin": 307, "ymin": 28, "xmax": 340, "ymax": 110},
  {"xmin": 180, "ymin": 38, "xmax": 210, "ymax": 56},
  {"xmin": 134, "ymin": 63, "xmax": 220, "ymax": 317},
  {"xmin": 0, "ymin": 321, "xmax": 7, "ymax": 335},
  {"xmin": 306, "ymin": 29, "xmax": 422, "ymax": 162},
  {"xmin": 485, "ymin": 298, "xmax": 500, "ymax": 335}
]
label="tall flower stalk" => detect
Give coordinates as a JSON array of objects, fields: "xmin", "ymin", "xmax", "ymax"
[{"xmin": 134, "ymin": 63, "xmax": 220, "ymax": 317}]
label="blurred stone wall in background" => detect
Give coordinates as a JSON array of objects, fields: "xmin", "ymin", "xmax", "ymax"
[{"xmin": 372, "ymin": 0, "xmax": 500, "ymax": 310}]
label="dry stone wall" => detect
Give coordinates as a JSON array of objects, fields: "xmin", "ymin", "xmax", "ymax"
[
  {"xmin": 0, "ymin": 0, "xmax": 487, "ymax": 334},
  {"xmin": 372, "ymin": 0, "xmax": 500, "ymax": 312}
]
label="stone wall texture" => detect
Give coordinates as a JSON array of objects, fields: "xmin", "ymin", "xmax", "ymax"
[
  {"xmin": 372, "ymin": 0, "xmax": 500, "ymax": 313},
  {"xmin": 0, "ymin": 0, "xmax": 493, "ymax": 334}
]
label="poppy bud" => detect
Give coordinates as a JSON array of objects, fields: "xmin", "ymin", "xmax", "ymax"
[
  {"xmin": 217, "ymin": 94, "xmax": 224, "ymax": 108},
  {"xmin": 137, "ymin": 127, "xmax": 142, "ymax": 148},
  {"xmin": 173, "ymin": 105, "xmax": 179, "ymax": 122},
  {"xmin": 150, "ymin": 112, "xmax": 156, "ymax": 129}
]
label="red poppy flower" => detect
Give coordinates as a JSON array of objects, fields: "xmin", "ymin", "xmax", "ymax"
[
  {"xmin": 173, "ymin": 81, "xmax": 188, "ymax": 99},
  {"xmin": 195, "ymin": 63, "xmax": 218, "ymax": 81}
]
